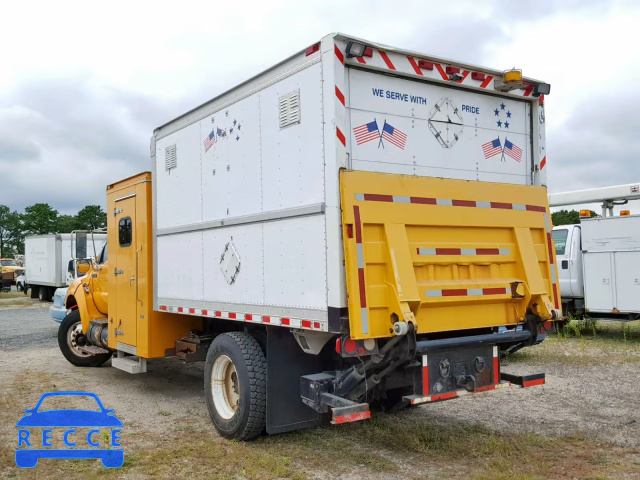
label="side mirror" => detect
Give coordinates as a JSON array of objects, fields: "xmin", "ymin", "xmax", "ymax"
[{"xmin": 77, "ymin": 260, "xmax": 91, "ymax": 275}]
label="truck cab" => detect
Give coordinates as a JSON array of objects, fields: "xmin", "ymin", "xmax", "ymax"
[
  {"xmin": 1, "ymin": 258, "xmax": 25, "ymax": 284},
  {"xmin": 552, "ymin": 225, "xmax": 584, "ymax": 312}
]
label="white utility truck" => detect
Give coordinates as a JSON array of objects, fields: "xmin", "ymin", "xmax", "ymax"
[
  {"xmin": 550, "ymin": 183, "xmax": 640, "ymax": 320},
  {"xmin": 25, "ymin": 231, "xmax": 106, "ymax": 301},
  {"xmin": 59, "ymin": 33, "xmax": 560, "ymax": 440}
]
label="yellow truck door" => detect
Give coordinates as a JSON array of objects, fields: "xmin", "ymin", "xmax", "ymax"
[
  {"xmin": 341, "ymin": 170, "xmax": 560, "ymax": 340},
  {"xmin": 113, "ymin": 195, "xmax": 137, "ymax": 346}
]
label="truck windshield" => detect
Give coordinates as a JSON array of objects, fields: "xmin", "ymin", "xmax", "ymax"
[
  {"xmin": 552, "ymin": 229, "xmax": 568, "ymax": 255},
  {"xmin": 1, "ymin": 259, "xmax": 17, "ymax": 267}
]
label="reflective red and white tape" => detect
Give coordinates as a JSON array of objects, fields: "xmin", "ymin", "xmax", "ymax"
[
  {"xmin": 355, "ymin": 193, "xmax": 547, "ymax": 212},
  {"xmin": 158, "ymin": 305, "xmax": 327, "ymax": 332}
]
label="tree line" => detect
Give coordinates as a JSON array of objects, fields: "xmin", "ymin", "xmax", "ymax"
[{"xmin": 0, "ymin": 203, "xmax": 107, "ymax": 256}]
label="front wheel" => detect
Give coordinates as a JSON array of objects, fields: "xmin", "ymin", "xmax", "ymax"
[
  {"xmin": 204, "ymin": 332, "xmax": 267, "ymax": 440},
  {"xmin": 16, "ymin": 283, "xmax": 23, "ymax": 292},
  {"xmin": 58, "ymin": 310, "xmax": 111, "ymax": 367}
]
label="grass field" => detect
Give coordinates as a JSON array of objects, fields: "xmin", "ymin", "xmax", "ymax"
[{"xmin": 1, "ymin": 319, "xmax": 639, "ymax": 479}]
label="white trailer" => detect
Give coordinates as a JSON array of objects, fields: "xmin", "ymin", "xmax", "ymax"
[
  {"xmin": 25, "ymin": 232, "xmax": 106, "ymax": 301},
  {"xmin": 550, "ymin": 183, "xmax": 640, "ymax": 319},
  {"xmin": 152, "ymin": 33, "xmax": 551, "ymax": 329}
]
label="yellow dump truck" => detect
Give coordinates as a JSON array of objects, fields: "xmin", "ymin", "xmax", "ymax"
[
  {"xmin": 1, "ymin": 258, "xmax": 24, "ymax": 284},
  {"xmin": 58, "ymin": 34, "xmax": 560, "ymax": 440}
]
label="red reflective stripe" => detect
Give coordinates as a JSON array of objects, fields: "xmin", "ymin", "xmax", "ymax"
[
  {"xmin": 442, "ymin": 289, "xmax": 468, "ymax": 297},
  {"xmin": 358, "ymin": 269, "xmax": 367, "ymax": 307},
  {"xmin": 422, "ymin": 364, "xmax": 429, "ymax": 396},
  {"xmin": 301, "ymin": 320, "xmax": 312, "ymax": 328},
  {"xmin": 245, "ymin": 314, "xmax": 253, "ymax": 320},
  {"xmin": 434, "ymin": 63, "xmax": 449, "ymax": 80},
  {"xmin": 493, "ymin": 356, "xmax": 499, "ymax": 384},
  {"xmin": 483, "ymin": 288, "xmax": 507, "ymax": 295},
  {"xmin": 228, "ymin": 312, "xmax": 236, "ymax": 319},
  {"xmin": 431, "ymin": 391, "xmax": 458, "ymax": 401},
  {"xmin": 336, "ymin": 127, "xmax": 346, "ymax": 146},
  {"xmin": 354, "ymin": 206, "xmax": 362, "ymax": 243},
  {"xmin": 262, "ymin": 316, "xmax": 270, "ymax": 323},
  {"xmin": 547, "ymin": 233, "xmax": 555, "ymax": 263},
  {"xmin": 523, "ymin": 84, "xmax": 534, "ymax": 97},
  {"xmin": 410, "ymin": 196, "xmax": 437, "ymax": 205},
  {"xmin": 553, "ymin": 284, "xmax": 560, "ymax": 309},
  {"xmin": 540, "ymin": 156, "xmax": 547, "ymax": 170},
  {"xmin": 335, "ymin": 86, "xmax": 345, "ymax": 106},
  {"xmin": 378, "ymin": 50, "xmax": 395, "ymax": 70},
  {"xmin": 178, "ymin": 307, "xmax": 184, "ymax": 313},
  {"xmin": 475, "ymin": 384, "xmax": 497, "ymax": 393},
  {"xmin": 355, "ymin": 56, "xmax": 366, "ymax": 64},
  {"xmin": 333, "ymin": 411, "xmax": 370, "ymax": 424},
  {"xmin": 364, "ymin": 193, "xmax": 393, "ymax": 202},
  {"xmin": 452, "ymin": 199, "xmax": 476, "ymax": 207},
  {"xmin": 313, "ymin": 322, "xmax": 321, "ymax": 329},
  {"xmin": 480, "ymin": 75, "xmax": 493, "ymax": 88},
  {"xmin": 215, "ymin": 311, "xmax": 222, "ymax": 317},
  {"xmin": 189, "ymin": 308, "xmax": 196, "ymax": 314},
  {"xmin": 526, "ymin": 205, "xmax": 546, "ymax": 212},
  {"xmin": 202, "ymin": 309, "xmax": 208, "ymax": 316},
  {"xmin": 281, "ymin": 317, "xmax": 289, "ymax": 326},
  {"xmin": 476, "ymin": 248, "xmax": 500, "ymax": 255},
  {"xmin": 436, "ymin": 248, "xmax": 461, "ymax": 255},
  {"xmin": 539, "ymin": 94, "xmax": 545, "ymax": 106},
  {"xmin": 491, "ymin": 202, "xmax": 513, "ymax": 209},
  {"xmin": 160, "ymin": 305, "xmax": 167, "ymax": 311},
  {"xmin": 407, "ymin": 56, "xmax": 423, "ymax": 75},
  {"xmin": 334, "ymin": 44, "xmax": 344, "ymax": 64},
  {"xmin": 523, "ymin": 378, "xmax": 545, "ymax": 388}
]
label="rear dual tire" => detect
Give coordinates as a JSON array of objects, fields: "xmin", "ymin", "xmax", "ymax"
[{"xmin": 204, "ymin": 332, "xmax": 267, "ymax": 440}]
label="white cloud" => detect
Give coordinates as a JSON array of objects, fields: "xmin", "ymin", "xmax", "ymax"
[{"xmin": 1, "ymin": 0, "xmax": 639, "ymax": 214}]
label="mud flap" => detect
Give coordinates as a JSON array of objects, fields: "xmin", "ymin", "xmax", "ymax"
[{"xmin": 266, "ymin": 326, "xmax": 323, "ymax": 434}]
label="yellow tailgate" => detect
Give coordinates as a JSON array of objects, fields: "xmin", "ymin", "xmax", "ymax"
[{"xmin": 341, "ymin": 170, "xmax": 561, "ymax": 340}]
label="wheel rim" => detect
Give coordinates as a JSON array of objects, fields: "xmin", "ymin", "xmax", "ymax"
[
  {"xmin": 67, "ymin": 322, "xmax": 91, "ymax": 357},
  {"xmin": 211, "ymin": 355, "xmax": 240, "ymax": 420}
]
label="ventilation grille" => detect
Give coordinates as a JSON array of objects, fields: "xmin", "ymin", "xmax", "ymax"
[
  {"xmin": 278, "ymin": 90, "xmax": 301, "ymax": 129},
  {"xmin": 165, "ymin": 144, "xmax": 177, "ymax": 171}
]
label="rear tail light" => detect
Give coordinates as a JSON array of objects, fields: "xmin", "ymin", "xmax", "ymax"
[
  {"xmin": 418, "ymin": 60, "xmax": 434, "ymax": 70},
  {"xmin": 471, "ymin": 72, "xmax": 486, "ymax": 81}
]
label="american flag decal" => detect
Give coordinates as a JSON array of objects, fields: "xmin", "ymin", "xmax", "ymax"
[
  {"xmin": 381, "ymin": 121, "xmax": 407, "ymax": 150},
  {"xmin": 482, "ymin": 138, "xmax": 502, "ymax": 159},
  {"xmin": 353, "ymin": 120, "xmax": 379, "ymax": 145},
  {"xmin": 504, "ymin": 138, "xmax": 523, "ymax": 162},
  {"xmin": 203, "ymin": 130, "xmax": 216, "ymax": 152}
]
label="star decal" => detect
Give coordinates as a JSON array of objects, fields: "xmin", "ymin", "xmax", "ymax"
[
  {"xmin": 233, "ymin": 119, "xmax": 237, "ymax": 126},
  {"xmin": 504, "ymin": 121, "xmax": 510, "ymax": 129},
  {"xmin": 236, "ymin": 135, "xmax": 240, "ymax": 141},
  {"xmin": 237, "ymin": 124, "xmax": 241, "ymax": 130},
  {"xmin": 494, "ymin": 108, "xmax": 499, "ymax": 116},
  {"xmin": 500, "ymin": 103, "xmax": 506, "ymax": 110},
  {"xmin": 506, "ymin": 111, "xmax": 511, "ymax": 118},
  {"xmin": 230, "ymin": 127, "xmax": 234, "ymax": 133},
  {"xmin": 497, "ymin": 120, "xmax": 502, "ymax": 128}
]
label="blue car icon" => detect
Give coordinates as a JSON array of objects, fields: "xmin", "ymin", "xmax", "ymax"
[{"xmin": 15, "ymin": 391, "xmax": 123, "ymax": 468}]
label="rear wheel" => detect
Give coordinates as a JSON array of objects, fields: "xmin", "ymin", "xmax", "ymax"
[
  {"xmin": 204, "ymin": 332, "xmax": 266, "ymax": 440},
  {"xmin": 58, "ymin": 310, "xmax": 111, "ymax": 367},
  {"xmin": 16, "ymin": 282, "xmax": 23, "ymax": 292},
  {"xmin": 38, "ymin": 286, "xmax": 51, "ymax": 302}
]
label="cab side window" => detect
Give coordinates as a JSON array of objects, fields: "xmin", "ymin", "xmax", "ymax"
[{"xmin": 119, "ymin": 218, "xmax": 132, "ymax": 247}]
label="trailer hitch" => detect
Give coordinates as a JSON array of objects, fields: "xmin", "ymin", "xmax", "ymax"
[{"xmin": 300, "ymin": 373, "xmax": 370, "ymax": 425}]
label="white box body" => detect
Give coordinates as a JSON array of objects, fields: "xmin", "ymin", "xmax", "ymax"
[
  {"xmin": 25, "ymin": 234, "xmax": 106, "ymax": 287},
  {"xmin": 582, "ymin": 215, "xmax": 640, "ymax": 314},
  {"xmin": 151, "ymin": 33, "xmax": 548, "ymax": 330}
]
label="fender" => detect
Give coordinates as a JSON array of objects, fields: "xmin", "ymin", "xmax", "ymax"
[{"xmin": 65, "ymin": 278, "xmax": 106, "ymax": 334}]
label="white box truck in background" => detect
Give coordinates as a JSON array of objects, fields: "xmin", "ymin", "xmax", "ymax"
[
  {"xmin": 25, "ymin": 232, "xmax": 106, "ymax": 301},
  {"xmin": 550, "ymin": 183, "xmax": 640, "ymax": 320}
]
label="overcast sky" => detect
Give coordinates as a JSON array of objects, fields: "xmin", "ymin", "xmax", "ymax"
[{"xmin": 1, "ymin": 0, "xmax": 638, "ymax": 215}]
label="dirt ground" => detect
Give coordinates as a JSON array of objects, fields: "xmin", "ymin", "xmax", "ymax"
[{"xmin": 1, "ymin": 304, "xmax": 639, "ymax": 479}]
